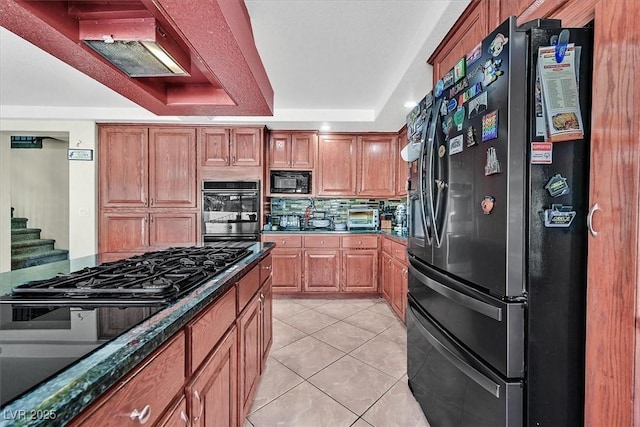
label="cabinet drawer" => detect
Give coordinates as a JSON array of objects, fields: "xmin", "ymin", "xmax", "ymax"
[
  {"xmin": 304, "ymin": 235, "xmax": 341, "ymax": 248},
  {"xmin": 382, "ymin": 237, "xmax": 393, "ymax": 254},
  {"xmin": 341, "ymin": 235, "xmax": 378, "ymax": 249},
  {"xmin": 187, "ymin": 287, "xmax": 236, "ymax": 374},
  {"xmin": 263, "ymin": 235, "xmax": 302, "ymax": 248},
  {"xmin": 260, "ymin": 255, "xmax": 272, "ymax": 285},
  {"xmin": 238, "ymin": 266, "xmax": 261, "ymax": 313},
  {"xmin": 392, "ymin": 241, "xmax": 407, "ymax": 261},
  {"xmin": 73, "ymin": 332, "xmax": 186, "ymax": 427}
]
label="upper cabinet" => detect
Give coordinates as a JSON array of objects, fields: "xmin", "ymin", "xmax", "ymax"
[
  {"xmin": 396, "ymin": 126, "xmax": 408, "ymax": 197},
  {"xmin": 100, "ymin": 126, "xmax": 197, "ymax": 208},
  {"xmin": 317, "ymin": 134, "xmax": 358, "ymax": 196},
  {"xmin": 199, "ymin": 127, "xmax": 263, "ymax": 167},
  {"xmin": 357, "ymin": 134, "xmax": 397, "ymax": 197},
  {"xmin": 268, "ymin": 132, "xmax": 317, "ymax": 169}
]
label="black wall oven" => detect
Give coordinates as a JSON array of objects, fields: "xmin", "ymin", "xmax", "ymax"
[{"xmin": 202, "ymin": 181, "xmax": 260, "ymax": 242}]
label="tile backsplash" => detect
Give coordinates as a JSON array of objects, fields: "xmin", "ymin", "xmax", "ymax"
[{"xmin": 268, "ymin": 197, "xmax": 407, "ymax": 225}]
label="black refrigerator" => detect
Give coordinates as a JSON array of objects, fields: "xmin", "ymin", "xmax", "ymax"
[{"xmin": 406, "ymin": 16, "xmax": 593, "ymax": 427}]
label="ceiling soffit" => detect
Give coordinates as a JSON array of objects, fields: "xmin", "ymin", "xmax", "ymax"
[{"xmin": 0, "ymin": 0, "xmax": 274, "ymax": 116}]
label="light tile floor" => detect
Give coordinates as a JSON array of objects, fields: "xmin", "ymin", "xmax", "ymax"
[{"xmin": 245, "ymin": 297, "xmax": 430, "ymax": 427}]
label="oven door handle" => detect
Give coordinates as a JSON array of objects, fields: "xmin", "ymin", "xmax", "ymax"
[
  {"xmin": 409, "ymin": 265, "xmax": 502, "ymax": 321},
  {"xmin": 407, "ymin": 305, "xmax": 501, "ymax": 398}
]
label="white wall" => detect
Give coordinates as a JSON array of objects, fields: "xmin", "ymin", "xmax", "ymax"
[{"xmin": 0, "ymin": 120, "xmax": 97, "ymax": 272}]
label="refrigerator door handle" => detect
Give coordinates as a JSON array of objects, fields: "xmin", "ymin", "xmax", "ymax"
[
  {"xmin": 424, "ymin": 100, "xmax": 440, "ymax": 246},
  {"xmin": 409, "ymin": 265, "xmax": 503, "ymax": 321},
  {"xmin": 407, "ymin": 305, "xmax": 501, "ymax": 398},
  {"xmin": 418, "ymin": 115, "xmax": 432, "ymax": 244}
]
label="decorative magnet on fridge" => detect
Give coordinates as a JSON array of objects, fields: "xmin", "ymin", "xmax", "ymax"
[
  {"xmin": 481, "ymin": 196, "xmax": 496, "ymax": 215},
  {"xmin": 449, "ymin": 134, "xmax": 464, "ymax": 155},
  {"xmin": 466, "ymin": 126, "xmax": 478, "ymax": 147},
  {"xmin": 482, "ymin": 110, "xmax": 499, "ymax": 141},
  {"xmin": 485, "ymin": 147, "xmax": 501, "ymax": 176},
  {"xmin": 454, "ymin": 57, "xmax": 466, "ymax": 82}
]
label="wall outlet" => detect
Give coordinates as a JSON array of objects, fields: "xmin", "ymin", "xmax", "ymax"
[{"xmin": 78, "ymin": 207, "xmax": 89, "ymax": 217}]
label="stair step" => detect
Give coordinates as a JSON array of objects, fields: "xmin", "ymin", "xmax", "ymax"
[
  {"xmin": 11, "ymin": 250, "xmax": 69, "ymax": 270},
  {"xmin": 11, "ymin": 217, "xmax": 28, "ymax": 230},
  {"xmin": 11, "ymin": 228, "xmax": 42, "ymax": 242},
  {"xmin": 11, "ymin": 239, "xmax": 57, "ymax": 255}
]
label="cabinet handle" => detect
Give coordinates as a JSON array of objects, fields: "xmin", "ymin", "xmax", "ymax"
[
  {"xmin": 263, "ymin": 265, "xmax": 272, "ymax": 270},
  {"xmin": 320, "ymin": 241, "xmax": 324, "ymax": 244},
  {"xmin": 232, "ymin": 156, "xmax": 236, "ymax": 164},
  {"xmin": 587, "ymin": 203, "xmax": 600, "ymax": 237},
  {"xmin": 358, "ymin": 241, "xmax": 362, "ymax": 245},
  {"xmin": 180, "ymin": 411, "xmax": 189, "ymax": 425},
  {"xmin": 193, "ymin": 390, "xmax": 203, "ymax": 422},
  {"xmin": 150, "ymin": 197, "xmax": 154, "ymax": 206},
  {"xmin": 129, "ymin": 405, "xmax": 151, "ymax": 424}
]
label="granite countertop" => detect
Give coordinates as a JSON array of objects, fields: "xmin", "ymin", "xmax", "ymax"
[
  {"xmin": 0, "ymin": 243, "xmax": 274, "ymax": 427},
  {"xmin": 262, "ymin": 229, "xmax": 408, "ymax": 243}
]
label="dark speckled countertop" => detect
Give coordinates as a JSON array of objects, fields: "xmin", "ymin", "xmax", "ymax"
[{"xmin": 0, "ymin": 243, "xmax": 274, "ymax": 427}]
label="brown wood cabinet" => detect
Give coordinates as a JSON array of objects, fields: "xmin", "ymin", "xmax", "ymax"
[
  {"xmin": 186, "ymin": 327, "xmax": 238, "ymax": 427},
  {"xmin": 317, "ymin": 134, "xmax": 357, "ymax": 196},
  {"xmin": 269, "ymin": 132, "xmax": 317, "ymax": 169},
  {"xmin": 303, "ymin": 250, "xmax": 341, "ymax": 292},
  {"xmin": 98, "ymin": 125, "xmax": 198, "ymax": 257},
  {"xmin": 381, "ymin": 237, "xmax": 407, "ymax": 322},
  {"xmin": 261, "ymin": 235, "xmax": 303, "ymax": 292},
  {"xmin": 70, "ymin": 332, "xmax": 186, "ymax": 427},
  {"xmin": 156, "ymin": 396, "xmax": 188, "ymax": 427},
  {"xmin": 342, "ymin": 249, "xmax": 378, "ymax": 292},
  {"xmin": 237, "ymin": 292, "xmax": 262, "ymax": 421},
  {"xmin": 199, "ymin": 127, "xmax": 263, "ymax": 167},
  {"xmin": 99, "ymin": 126, "xmax": 197, "ymax": 208},
  {"xmin": 357, "ymin": 134, "xmax": 397, "ymax": 197},
  {"xmin": 397, "ymin": 126, "xmax": 408, "ymax": 197}
]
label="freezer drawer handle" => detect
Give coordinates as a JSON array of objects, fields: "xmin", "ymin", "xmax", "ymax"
[
  {"xmin": 409, "ymin": 265, "xmax": 502, "ymax": 321},
  {"xmin": 408, "ymin": 306, "xmax": 501, "ymax": 398}
]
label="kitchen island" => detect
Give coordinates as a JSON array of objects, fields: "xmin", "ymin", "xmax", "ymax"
[{"xmin": 0, "ymin": 242, "xmax": 274, "ymax": 427}]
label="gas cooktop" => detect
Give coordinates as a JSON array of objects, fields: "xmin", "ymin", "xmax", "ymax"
[{"xmin": 0, "ymin": 246, "xmax": 251, "ymax": 307}]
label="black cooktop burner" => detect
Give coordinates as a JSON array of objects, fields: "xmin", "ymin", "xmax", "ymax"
[{"xmin": 0, "ymin": 246, "xmax": 251, "ymax": 306}]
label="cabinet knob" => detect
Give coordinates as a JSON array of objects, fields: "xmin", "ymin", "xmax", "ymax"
[
  {"xmin": 129, "ymin": 405, "xmax": 151, "ymax": 424},
  {"xmin": 281, "ymin": 240, "xmax": 286, "ymax": 245},
  {"xmin": 320, "ymin": 241, "xmax": 325, "ymax": 244},
  {"xmin": 358, "ymin": 241, "xmax": 362, "ymax": 245}
]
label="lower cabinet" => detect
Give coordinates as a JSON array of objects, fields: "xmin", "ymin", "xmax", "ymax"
[
  {"xmin": 342, "ymin": 249, "xmax": 378, "ymax": 292},
  {"xmin": 70, "ymin": 255, "xmax": 273, "ymax": 427},
  {"xmin": 303, "ymin": 250, "xmax": 341, "ymax": 292},
  {"xmin": 381, "ymin": 238, "xmax": 408, "ymax": 322},
  {"xmin": 186, "ymin": 327, "xmax": 238, "ymax": 427}
]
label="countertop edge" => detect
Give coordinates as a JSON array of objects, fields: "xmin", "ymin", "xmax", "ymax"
[{"xmin": 0, "ymin": 243, "xmax": 274, "ymax": 427}]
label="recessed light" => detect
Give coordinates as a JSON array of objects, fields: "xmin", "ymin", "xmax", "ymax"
[
  {"xmin": 404, "ymin": 101, "xmax": 417, "ymax": 108},
  {"xmin": 320, "ymin": 124, "xmax": 331, "ymax": 131}
]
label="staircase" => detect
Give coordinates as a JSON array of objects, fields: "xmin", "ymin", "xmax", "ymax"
[{"xmin": 11, "ymin": 208, "xmax": 68, "ymax": 270}]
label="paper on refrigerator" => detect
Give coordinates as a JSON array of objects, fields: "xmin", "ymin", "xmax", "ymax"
[{"xmin": 537, "ymin": 43, "xmax": 584, "ymax": 142}]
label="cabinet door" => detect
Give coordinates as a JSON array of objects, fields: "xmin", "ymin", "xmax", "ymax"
[
  {"xmin": 99, "ymin": 126, "xmax": 148, "ymax": 208},
  {"xmin": 157, "ymin": 396, "xmax": 188, "ymax": 427},
  {"xmin": 381, "ymin": 252, "xmax": 393, "ymax": 302},
  {"xmin": 238, "ymin": 294, "xmax": 262, "ymax": 420},
  {"xmin": 231, "ymin": 127, "xmax": 262, "ymax": 166},
  {"xmin": 260, "ymin": 277, "xmax": 273, "ymax": 369},
  {"xmin": 342, "ymin": 249, "xmax": 378, "ymax": 292},
  {"xmin": 291, "ymin": 132, "xmax": 317, "ymax": 168},
  {"xmin": 271, "ymin": 249, "xmax": 302, "ymax": 292},
  {"xmin": 303, "ymin": 250, "xmax": 340, "ymax": 292},
  {"xmin": 317, "ymin": 134, "xmax": 357, "ymax": 196},
  {"xmin": 357, "ymin": 134, "xmax": 397, "ymax": 197},
  {"xmin": 397, "ymin": 128, "xmax": 408, "ymax": 196},
  {"xmin": 149, "ymin": 212, "xmax": 198, "ymax": 249},
  {"xmin": 269, "ymin": 133, "xmax": 291, "ymax": 168},
  {"xmin": 187, "ymin": 327, "xmax": 237, "ymax": 427},
  {"xmin": 200, "ymin": 127, "xmax": 230, "ymax": 166},
  {"xmin": 149, "ymin": 128, "xmax": 197, "ymax": 207},
  {"xmin": 391, "ymin": 258, "xmax": 407, "ymax": 321},
  {"xmin": 99, "ymin": 212, "xmax": 148, "ymax": 253}
]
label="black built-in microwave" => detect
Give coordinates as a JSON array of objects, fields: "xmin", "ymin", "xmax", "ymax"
[{"xmin": 270, "ymin": 171, "xmax": 311, "ymax": 194}]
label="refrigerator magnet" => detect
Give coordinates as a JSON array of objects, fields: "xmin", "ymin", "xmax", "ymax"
[
  {"xmin": 544, "ymin": 174, "xmax": 571, "ymax": 197},
  {"xmin": 443, "ymin": 116, "xmax": 454, "ymax": 137},
  {"xmin": 454, "ymin": 107, "xmax": 466, "ymax": 131},
  {"xmin": 466, "ymin": 42, "xmax": 482, "ymax": 66},
  {"xmin": 468, "ymin": 91, "xmax": 487, "ymax": 119},
  {"xmin": 482, "ymin": 110, "xmax": 499, "ymax": 141},
  {"xmin": 481, "ymin": 196, "xmax": 496, "ymax": 214},
  {"xmin": 443, "ymin": 70, "xmax": 455, "ymax": 89},
  {"xmin": 467, "ymin": 126, "xmax": 478, "ymax": 147},
  {"xmin": 482, "ymin": 58, "xmax": 504, "ymax": 87},
  {"xmin": 450, "ymin": 77, "xmax": 469, "ymax": 99},
  {"xmin": 488, "ymin": 33, "xmax": 509, "ymax": 57},
  {"xmin": 435, "ymin": 79, "xmax": 445, "ymax": 97},
  {"xmin": 485, "ymin": 147, "xmax": 501, "ymax": 175},
  {"xmin": 454, "ymin": 57, "xmax": 466, "ymax": 82},
  {"xmin": 544, "ymin": 204, "xmax": 576, "ymax": 227},
  {"xmin": 447, "ymin": 98, "xmax": 458, "ymax": 113},
  {"xmin": 438, "ymin": 145, "xmax": 447, "ymax": 158},
  {"xmin": 440, "ymin": 98, "xmax": 449, "ymax": 116},
  {"xmin": 449, "ymin": 135, "xmax": 464, "ymax": 155}
]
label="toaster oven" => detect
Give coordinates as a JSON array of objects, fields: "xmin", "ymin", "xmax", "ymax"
[{"xmin": 347, "ymin": 208, "xmax": 379, "ymax": 230}]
